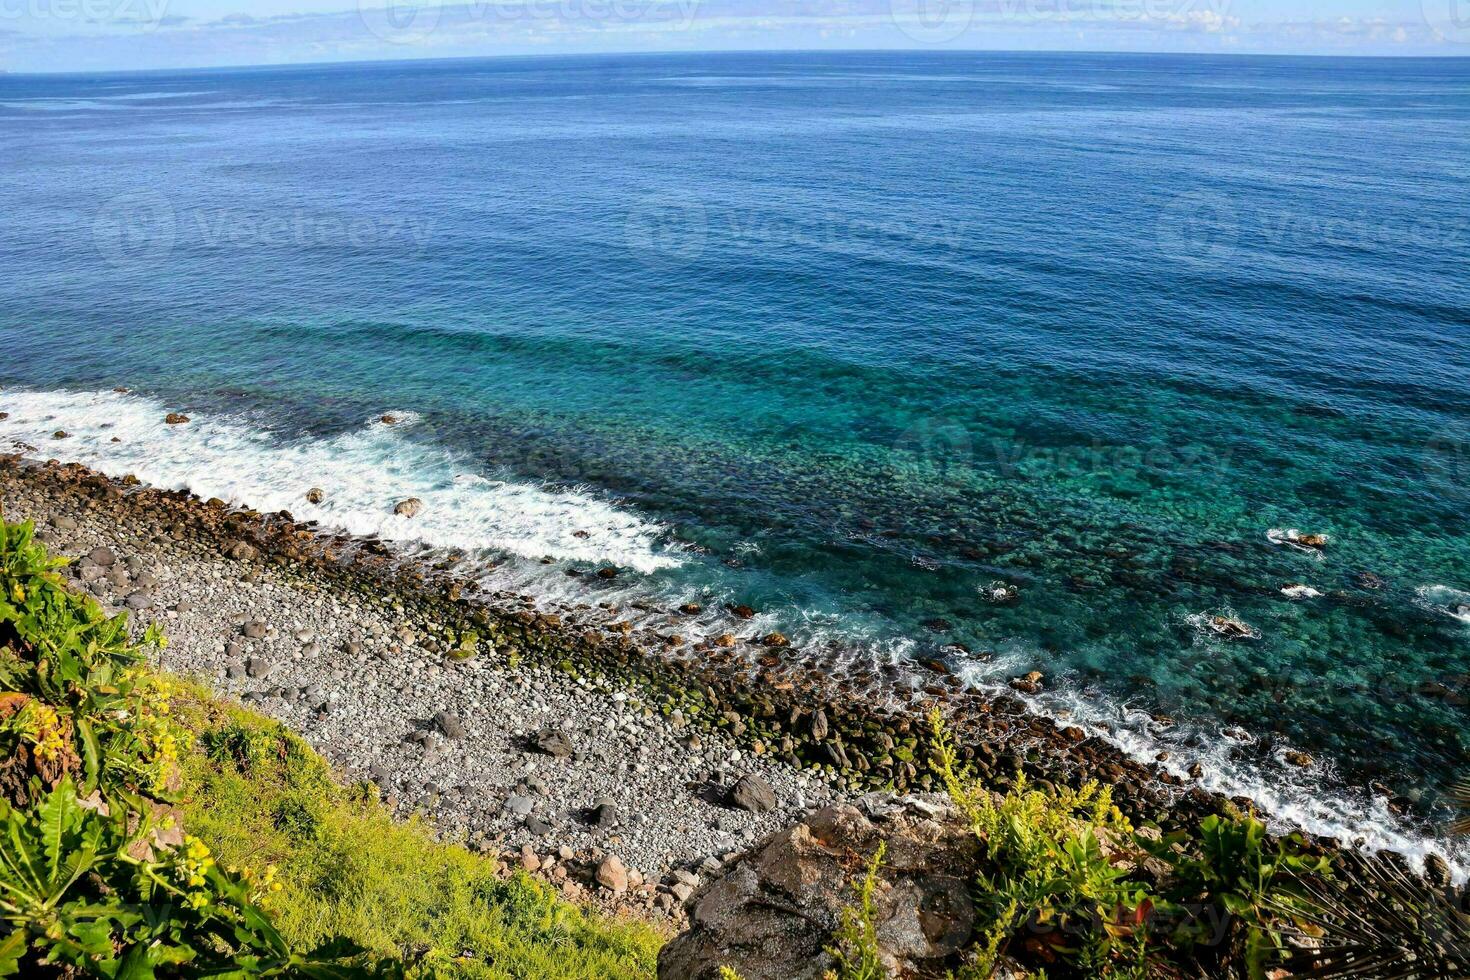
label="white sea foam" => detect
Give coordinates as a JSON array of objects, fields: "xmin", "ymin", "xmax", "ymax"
[
  {"xmin": 1280, "ymin": 584, "xmax": 1323, "ymax": 600},
  {"xmin": 1415, "ymin": 585, "xmax": 1470, "ymax": 624},
  {"xmin": 952, "ymin": 655, "xmax": 1470, "ymax": 884},
  {"xmin": 0, "ymin": 388, "xmax": 682, "ymax": 575},
  {"xmin": 4, "ymin": 386, "xmax": 1466, "ymax": 881}
]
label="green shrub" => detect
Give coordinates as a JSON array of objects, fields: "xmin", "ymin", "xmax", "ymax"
[
  {"xmin": 0, "ymin": 777, "xmax": 374, "ymax": 977},
  {"xmin": 825, "ymin": 841, "xmax": 888, "ymax": 980},
  {"xmin": 0, "ymin": 514, "xmax": 661, "ymax": 977},
  {"xmin": 928, "ymin": 708, "xmax": 1332, "ymax": 979},
  {"xmin": 0, "ymin": 517, "xmax": 180, "ymax": 802},
  {"xmin": 0, "ymin": 513, "xmax": 379, "ymax": 976}
]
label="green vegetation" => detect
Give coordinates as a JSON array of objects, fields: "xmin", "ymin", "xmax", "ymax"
[
  {"xmin": 176, "ymin": 698, "xmax": 663, "ymax": 978},
  {"xmin": 925, "ymin": 707, "xmax": 1333, "ymax": 979},
  {"xmin": 8, "ymin": 508, "xmax": 1459, "ymax": 979},
  {"xmin": 0, "ymin": 514, "xmax": 662, "ymax": 977},
  {"xmin": 824, "ymin": 841, "xmax": 888, "ymax": 980}
]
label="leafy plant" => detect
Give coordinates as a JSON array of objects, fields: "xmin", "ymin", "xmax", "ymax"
[
  {"xmin": 928, "ymin": 708, "xmax": 1333, "ymax": 979},
  {"xmin": 0, "ymin": 777, "xmax": 381, "ymax": 977},
  {"xmin": 1449, "ymin": 777, "xmax": 1470, "ymax": 837},
  {"xmin": 0, "ymin": 516, "xmax": 182, "ymax": 801},
  {"xmin": 825, "ymin": 841, "xmax": 889, "ymax": 980},
  {"xmin": 0, "ymin": 513, "xmax": 382, "ymax": 976},
  {"xmin": 1144, "ymin": 811, "xmax": 1327, "ymax": 975},
  {"xmin": 932, "ymin": 709, "xmax": 1152, "ymax": 977}
]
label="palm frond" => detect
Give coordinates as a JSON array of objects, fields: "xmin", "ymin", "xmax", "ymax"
[
  {"xmin": 1274, "ymin": 851, "xmax": 1470, "ymax": 980},
  {"xmin": 1449, "ymin": 778, "xmax": 1470, "ymax": 837}
]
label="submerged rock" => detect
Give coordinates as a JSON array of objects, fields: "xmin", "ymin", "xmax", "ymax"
[
  {"xmin": 1009, "ymin": 671, "xmax": 1044, "ymax": 695},
  {"xmin": 1208, "ymin": 616, "xmax": 1260, "ymax": 641},
  {"xmin": 981, "ymin": 581, "xmax": 1020, "ymax": 605},
  {"xmin": 1356, "ymin": 571, "xmax": 1386, "ymax": 590}
]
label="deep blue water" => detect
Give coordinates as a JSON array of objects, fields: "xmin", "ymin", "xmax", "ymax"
[{"xmin": 2, "ymin": 51, "xmax": 1469, "ymax": 863}]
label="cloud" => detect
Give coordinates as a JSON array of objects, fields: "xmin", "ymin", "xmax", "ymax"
[{"xmin": 1, "ymin": 0, "xmax": 1465, "ymax": 73}]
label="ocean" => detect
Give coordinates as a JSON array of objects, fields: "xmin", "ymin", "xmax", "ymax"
[{"xmin": 1, "ymin": 50, "xmax": 1468, "ymax": 871}]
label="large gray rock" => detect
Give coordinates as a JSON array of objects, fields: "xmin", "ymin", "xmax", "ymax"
[
  {"xmin": 532, "ymin": 727, "xmax": 575, "ymax": 758},
  {"xmin": 728, "ymin": 774, "xmax": 777, "ymax": 814},
  {"xmin": 434, "ymin": 710, "xmax": 466, "ymax": 739},
  {"xmin": 658, "ymin": 802, "xmax": 979, "ymax": 980}
]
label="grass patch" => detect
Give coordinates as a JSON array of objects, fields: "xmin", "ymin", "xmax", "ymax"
[
  {"xmin": 0, "ymin": 510, "xmax": 661, "ymax": 978},
  {"xmin": 171, "ymin": 687, "xmax": 665, "ymax": 979}
]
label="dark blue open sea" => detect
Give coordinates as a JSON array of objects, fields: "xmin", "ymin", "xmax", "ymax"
[{"xmin": 2, "ymin": 51, "xmax": 1468, "ymax": 870}]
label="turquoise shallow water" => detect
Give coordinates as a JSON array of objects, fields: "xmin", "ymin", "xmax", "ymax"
[{"xmin": 1, "ymin": 51, "xmax": 1469, "ymax": 860}]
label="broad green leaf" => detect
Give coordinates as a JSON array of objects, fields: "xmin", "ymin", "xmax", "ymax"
[
  {"xmin": 0, "ymin": 929, "xmax": 28, "ymax": 976},
  {"xmin": 76, "ymin": 718, "xmax": 101, "ymax": 796}
]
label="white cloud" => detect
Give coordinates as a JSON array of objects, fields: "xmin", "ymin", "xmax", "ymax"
[{"xmin": 1, "ymin": 0, "xmax": 1465, "ymax": 72}]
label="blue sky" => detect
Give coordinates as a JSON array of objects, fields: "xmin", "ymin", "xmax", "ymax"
[{"xmin": 2, "ymin": 0, "xmax": 1467, "ymax": 72}]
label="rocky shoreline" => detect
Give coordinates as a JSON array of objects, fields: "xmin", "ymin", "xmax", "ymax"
[{"xmin": 1, "ymin": 451, "xmax": 1445, "ymax": 918}]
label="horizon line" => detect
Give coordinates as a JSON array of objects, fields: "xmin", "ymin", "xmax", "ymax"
[{"xmin": 9, "ymin": 44, "xmax": 1470, "ymax": 79}]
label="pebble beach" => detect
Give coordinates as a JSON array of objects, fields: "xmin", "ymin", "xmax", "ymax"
[{"xmin": 0, "ymin": 457, "xmax": 848, "ymax": 920}]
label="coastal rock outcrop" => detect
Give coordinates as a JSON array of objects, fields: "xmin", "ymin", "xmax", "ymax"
[
  {"xmin": 658, "ymin": 799, "xmax": 979, "ymax": 980},
  {"xmin": 394, "ymin": 497, "xmax": 423, "ymax": 518}
]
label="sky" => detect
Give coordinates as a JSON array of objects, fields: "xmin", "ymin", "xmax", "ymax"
[{"xmin": 1, "ymin": 0, "xmax": 1467, "ymax": 73}]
